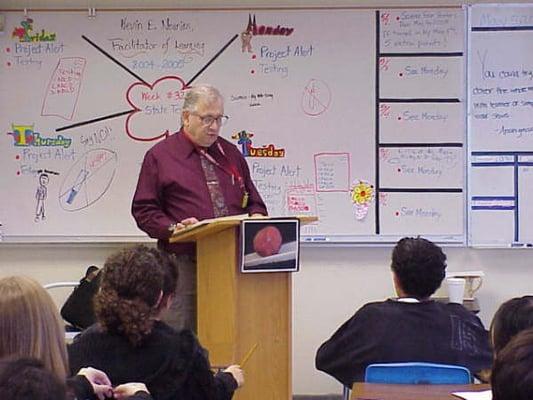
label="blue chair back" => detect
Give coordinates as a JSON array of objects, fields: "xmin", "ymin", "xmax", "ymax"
[{"xmin": 364, "ymin": 362, "xmax": 472, "ymax": 384}]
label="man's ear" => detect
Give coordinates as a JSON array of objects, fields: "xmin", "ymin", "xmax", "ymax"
[
  {"xmin": 182, "ymin": 111, "xmax": 190, "ymax": 128},
  {"xmin": 154, "ymin": 290, "xmax": 164, "ymax": 308}
]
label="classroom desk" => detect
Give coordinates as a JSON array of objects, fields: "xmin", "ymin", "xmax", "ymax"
[{"xmin": 351, "ymin": 383, "xmax": 490, "ymax": 400}]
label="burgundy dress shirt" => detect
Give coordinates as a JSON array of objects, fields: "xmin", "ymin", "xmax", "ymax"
[{"xmin": 132, "ymin": 129, "xmax": 267, "ymax": 254}]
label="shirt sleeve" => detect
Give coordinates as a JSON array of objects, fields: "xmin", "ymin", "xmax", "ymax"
[
  {"xmin": 181, "ymin": 333, "xmax": 238, "ymax": 400},
  {"xmin": 66, "ymin": 375, "xmax": 97, "ymax": 400},
  {"xmin": 315, "ymin": 305, "xmax": 385, "ymax": 386},
  {"xmin": 131, "ymin": 151, "xmax": 174, "ymax": 240}
]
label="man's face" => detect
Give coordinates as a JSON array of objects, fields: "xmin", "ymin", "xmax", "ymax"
[{"xmin": 182, "ymin": 98, "xmax": 224, "ymax": 147}]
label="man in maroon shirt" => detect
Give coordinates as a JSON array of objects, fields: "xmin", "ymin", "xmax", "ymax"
[{"xmin": 132, "ymin": 84, "xmax": 267, "ymax": 331}]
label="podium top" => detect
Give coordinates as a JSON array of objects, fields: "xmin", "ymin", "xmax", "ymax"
[{"xmin": 169, "ymin": 215, "xmax": 317, "ymax": 243}]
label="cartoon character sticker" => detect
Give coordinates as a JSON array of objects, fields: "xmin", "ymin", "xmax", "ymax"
[{"xmin": 350, "ymin": 180, "xmax": 374, "ymax": 220}]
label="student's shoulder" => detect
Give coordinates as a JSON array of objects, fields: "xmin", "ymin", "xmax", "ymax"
[
  {"xmin": 442, "ymin": 302, "xmax": 484, "ymax": 320},
  {"xmin": 152, "ymin": 322, "xmax": 200, "ymax": 353},
  {"xmin": 351, "ymin": 300, "xmax": 396, "ymax": 320},
  {"xmin": 71, "ymin": 323, "xmax": 103, "ymax": 341}
]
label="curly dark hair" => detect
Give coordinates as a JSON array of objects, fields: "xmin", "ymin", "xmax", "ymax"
[
  {"xmin": 95, "ymin": 245, "xmax": 167, "ymax": 346},
  {"xmin": 490, "ymin": 295, "xmax": 533, "ymax": 354},
  {"xmin": 146, "ymin": 247, "xmax": 179, "ymax": 297},
  {"xmin": 492, "ymin": 328, "xmax": 533, "ymax": 400},
  {"xmin": 391, "ymin": 237, "xmax": 446, "ymax": 299}
]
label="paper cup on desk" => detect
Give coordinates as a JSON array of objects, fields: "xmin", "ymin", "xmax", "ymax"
[{"xmin": 447, "ymin": 278, "xmax": 466, "ymax": 304}]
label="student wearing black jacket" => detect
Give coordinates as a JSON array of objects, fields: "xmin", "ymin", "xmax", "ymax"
[
  {"xmin": 316, "ymin": 237, "xmax": 492, "ymax": 386},
  {"xmin": 68, "ymin": 245, "xmax": 243, "ymax": 400}
]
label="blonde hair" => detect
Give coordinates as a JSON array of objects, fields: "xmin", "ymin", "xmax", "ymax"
[{"xmin": 0, "ymin": 276, "xmax": 69, "ymax": 380}]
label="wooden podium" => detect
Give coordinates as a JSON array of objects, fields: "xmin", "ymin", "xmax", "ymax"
[{"xmin": 170, "ymin": 215, "xmax": 315, "ymax": 400}]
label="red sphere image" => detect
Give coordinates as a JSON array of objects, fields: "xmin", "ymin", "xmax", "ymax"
[{"xmin": 253, "ymin": 226, "xmax": 283, "ymax": 257}]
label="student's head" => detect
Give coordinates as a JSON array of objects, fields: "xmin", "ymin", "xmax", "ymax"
[
  {"xmin": 145, "ymin": 247, "xmax": 179, "ymax": 311},
  {"xmin": 0, "ymin": 357, "xmax": 66, "ymax": 400},
  {"xmin": 0, "ymin": 276, "xmax": 69, "ymax": 380},
  {"xmin": 95, "ymin": 245, "xmax": 167, "ymax": 346},
  {"xmin": 390, "ymin": 237, "xmax": 447, "ymax": 299},
  {"xmin": 181, "ymin": 84, "xmax": 225, "ymax": 147},
  {"xmin": 491, "ymin": 328, "xmax": 533, "ymax": 400},
  {"xmin": 490, "ymin": 295, "xmax": 533, "ymax": 354}
]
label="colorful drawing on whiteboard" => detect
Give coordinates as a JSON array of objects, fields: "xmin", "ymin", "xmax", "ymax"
[
  {"xmin": 42, "ymin": 57, "xmax": 87, "ymax": 120},
  {"xmin": 301, "ymin": 79, "xmax": 331, "ymax": 116},
  {"xmin": 58, "ymin": 148, "xmax": 117, "ymax": 211},
  {"xmin": 34, "ymin": 169, "xmax": 59, "ymax": 223},
  {"xmin": 125, "ymin": 75, "xmax": 185, "ymax": 141},
  {"xmin": 55, "ymin": 34, "xmax": 239, "ymax": 141},
  {"xmin": 350, "ymin": 180, "xmax": 374, "ymax": 220},
  {"xmin": 12, "ymin": 17, "xmax": 57, "ymax": 43}
]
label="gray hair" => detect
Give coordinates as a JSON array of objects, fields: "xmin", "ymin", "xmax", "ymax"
[
  {"xmin": 180, "ymin": 84, "xmax": 223, "ymax": 126},
  {"xmin": 182, "ymin": 84, "xmax": 223, "ymax": 112}
]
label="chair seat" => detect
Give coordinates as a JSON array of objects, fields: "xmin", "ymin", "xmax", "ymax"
[{"xmin": 365, "ymin": 362, "xmax": 472, "ymax": 384}]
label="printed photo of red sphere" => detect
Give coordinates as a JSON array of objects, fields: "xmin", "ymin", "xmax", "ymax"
[{"xmin": 240, "ymin": 218, "xmax": 300, "ymax": 273}]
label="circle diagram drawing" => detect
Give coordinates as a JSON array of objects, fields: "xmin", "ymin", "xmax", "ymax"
[{"xmin": 59, "ymin": 148, "xmax": 118, "ymax": 211}]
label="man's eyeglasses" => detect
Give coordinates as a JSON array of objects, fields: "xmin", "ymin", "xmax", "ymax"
[{"xmin": 191, "ymin": 113, "xmax": 229, "ymax": 126}]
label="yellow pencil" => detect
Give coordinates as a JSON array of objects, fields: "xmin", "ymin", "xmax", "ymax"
[{"xmin": 239, "ymin": 343, "xmax": 258, "ymax": 367}]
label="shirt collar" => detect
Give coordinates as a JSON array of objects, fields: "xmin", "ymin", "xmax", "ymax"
[
  {"xmin": 396, "ymin": 297, "xmax": 420, "ymax": 303},
  {"xmin": 174, "ymin": 128, "xmax": 219, "ymax": 158},
  {"xmin": 174, "ymin": 128, "xmax": 197, "ymax": 158}
]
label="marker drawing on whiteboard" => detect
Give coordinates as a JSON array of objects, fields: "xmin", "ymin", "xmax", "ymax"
[{"xmin": 312, "ymin": 237, "xmax": 329, "ymax": 242}]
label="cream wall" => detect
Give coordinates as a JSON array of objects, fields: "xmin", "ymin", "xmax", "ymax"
[{"xmin": 1, "ymin": 0, "xmax": 533, "ymax": 396}]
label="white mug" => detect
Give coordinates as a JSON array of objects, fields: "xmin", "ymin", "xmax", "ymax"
[{"xmin": 446, "ymin": 278, "xmax": 466, "ymax": 304}]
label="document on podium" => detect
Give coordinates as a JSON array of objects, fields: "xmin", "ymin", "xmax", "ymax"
[{"xmin": 452, "ymin": 389, "xmax": 492, "ymax": 400}]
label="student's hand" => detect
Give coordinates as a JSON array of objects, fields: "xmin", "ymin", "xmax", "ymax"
[
  {"xmin": 224, "ymin": 364, "xmax": 244, "ymax": 388},
  {"xmin": 76, "ymin": 367, "xmax": 113, "ymax": 400},
  {"xmin": 114, "ymin": 383, "xmax": 150, "ymax": 399}
]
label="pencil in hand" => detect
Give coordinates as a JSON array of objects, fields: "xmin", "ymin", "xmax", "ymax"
[{"xmin": 239, "ymin": 343, "xmax": 258, "ymax": 368}]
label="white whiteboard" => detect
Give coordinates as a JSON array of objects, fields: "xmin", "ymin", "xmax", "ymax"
[
  {"xmin": 468, "ymin": 4, "xmax": 533, "ymax": 247},
  {"xmin": 0, "ymin": 8, "xmax": 466, "ymax": 243}
]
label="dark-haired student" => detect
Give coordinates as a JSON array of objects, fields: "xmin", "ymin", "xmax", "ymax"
[
  {"xmin": 68, "ymin": 245, "xmax": 243, "ymax": 400},
  {"xmin": 490, "ymin": 295, "xmax": 533, "ymax": 354},
  {"xmin": 315, "ymin": 237, "xmax": 492, "ymax": 386},
  {"xmin": 0, "ymin": 357, "xmax": 67, "ymax": 400},
  {"xmin": 470, "ymin": 295, "xmax": 533, "ymax": 383},
  {"xmin": 491, "ymin": 328, "xmax": 533, "ymax": 400}
]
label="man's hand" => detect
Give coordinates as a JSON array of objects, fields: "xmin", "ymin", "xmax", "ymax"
[
  {"xmin": 172, "ymin": 217, "xmax": 200, "ymax": 232},
  {"xmin": 76, "ymin": 367, "xmax": 113, "ymax": 400},
  {"xmin": 180, "ymin": 217, "xmax": 199, "ymax": 226},
  {"xmin": 223, "ymin": 364, "xmax": 244, "ymax": 388}
]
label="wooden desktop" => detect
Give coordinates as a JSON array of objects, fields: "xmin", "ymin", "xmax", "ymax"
[{"xmin": 351, "ymin": 382, "xmax": 490, "ymax": 400}]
